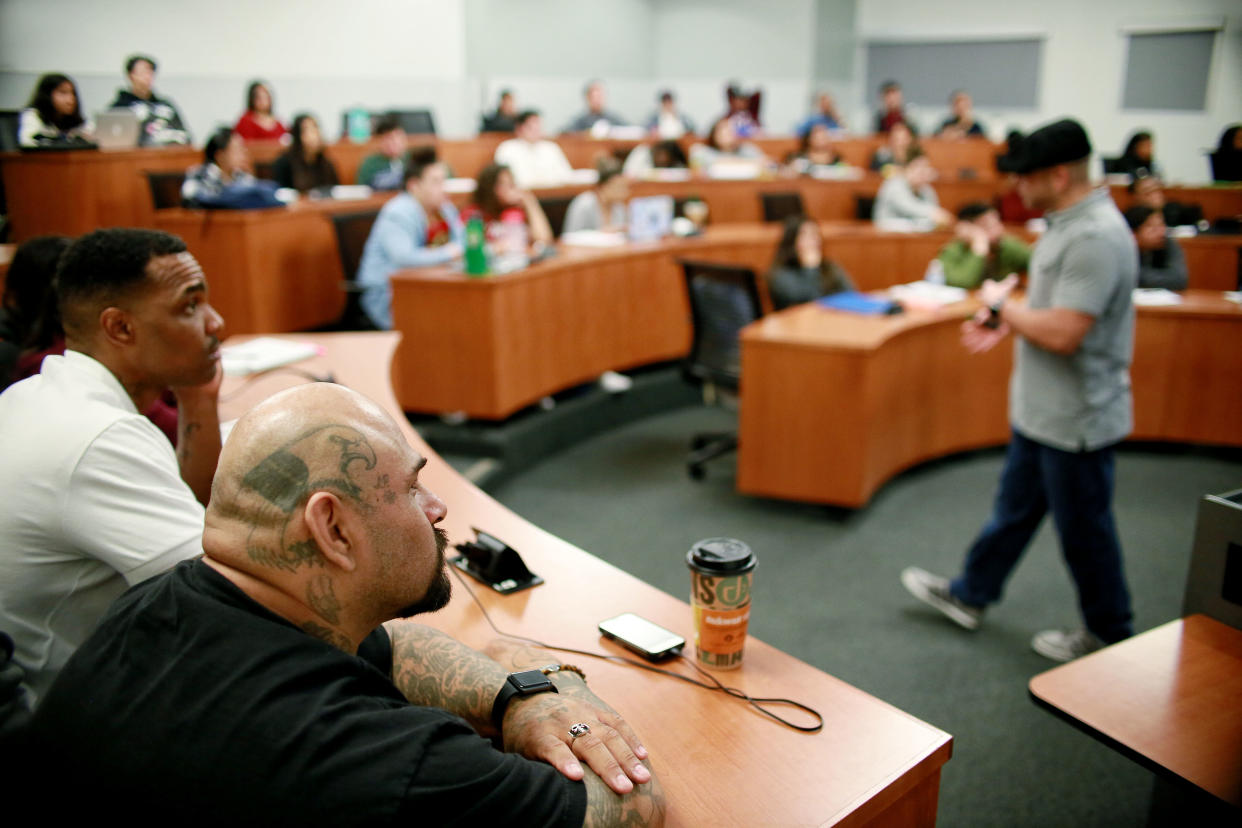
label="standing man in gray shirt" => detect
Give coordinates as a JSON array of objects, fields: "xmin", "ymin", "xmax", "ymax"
[{"xmin": 901, "ymin": 119, "xmax": 1138, "ymax": 662}]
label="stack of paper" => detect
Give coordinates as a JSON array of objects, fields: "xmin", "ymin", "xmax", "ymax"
[
  {"xmin": 559, "ymin": 230, "xmax": 627, "ymax": 247},
  {"xmin": 1132, "ymin": 288, "xmax": 1182, "ymax": 307},
  {"xmin": 888, "ymin": 280, "xmax": 969, "ymax": 309},
  {"xmin": 221, "ymin": 338, "xmax": 321, "ymax": 377}
]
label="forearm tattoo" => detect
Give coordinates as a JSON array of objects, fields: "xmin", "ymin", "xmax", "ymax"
[{"xmin": 387, "ymin": 622, "xmax": 508, "ymax": 733}]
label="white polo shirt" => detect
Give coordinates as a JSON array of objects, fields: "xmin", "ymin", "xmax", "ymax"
[
  {"xmin": 493, "ymin": 138, "xmax": 574, "ymax": 188},
  {"xmin": 0, "ymin": 351, "xmax": 204, "ymax": 708}
]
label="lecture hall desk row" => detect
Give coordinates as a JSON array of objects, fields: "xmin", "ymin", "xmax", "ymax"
[
  {"xmin": 5, "ymin": 134, "xmax": 1241, "ymax": 239},
  {"xmin": 220, "ymin": 331, "xmax": 954, "ymax": 828}
]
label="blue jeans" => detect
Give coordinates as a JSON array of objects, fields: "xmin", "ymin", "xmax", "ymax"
[{"xmin": 950, "ymin": 428, "xmax": 1133, "ymax": 643}]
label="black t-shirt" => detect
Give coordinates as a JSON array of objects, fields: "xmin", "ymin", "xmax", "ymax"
[{"xmin": 27, "ymin": 559, "xmax": 586, "ymax": 827}]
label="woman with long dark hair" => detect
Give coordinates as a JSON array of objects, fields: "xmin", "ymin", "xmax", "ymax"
[
  {"xmin": 272, "ymin": 114, "xmax": 339, "ymax": 193},
  {"xmin": 19, "ymin": 73, "xmax": 93, "ymax": 146},
  {"xmin": 462, "ymin": 163, "xmax": 553, "ymax": 253},
  {"xmin": 233, "ymin": 80, "xmax": 287, "ymax": 141},
  {"xmin": 766, "ymin": 215, "xmax": 853, "ymax": 310}
]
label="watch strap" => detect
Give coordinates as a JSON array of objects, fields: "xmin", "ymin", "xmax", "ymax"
[{"xmin": 491, "ymin": 670, "xmax": 558, "ymax": 732}]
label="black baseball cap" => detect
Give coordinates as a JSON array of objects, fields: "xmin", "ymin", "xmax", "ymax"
[{"xmin": 996, "ymin": 118, "xmax": 1092, "ymax": 174}]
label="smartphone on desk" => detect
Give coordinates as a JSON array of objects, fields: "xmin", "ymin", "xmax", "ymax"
[{"xmin": 598, "ymin": 613, "xmax": 685, "ymax": 661}]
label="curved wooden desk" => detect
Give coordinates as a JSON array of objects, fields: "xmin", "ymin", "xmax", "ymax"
[
  {"xmin": 220, "ymin": 332, "xmax": 953, "ymax": 827},
  {"xmin": 737, "ymin": 291, "xmax": 1242, "ymax": 507}
]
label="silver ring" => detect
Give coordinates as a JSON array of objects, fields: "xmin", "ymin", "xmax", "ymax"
[{"xmin": 569, "ymin": 722, "xmax": 591, "ymax": 739}]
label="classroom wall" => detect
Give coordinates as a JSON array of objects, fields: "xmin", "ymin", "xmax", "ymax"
[{"xmin": 856, "ymin": 0, "xmax": 1242, "ymax": 183}]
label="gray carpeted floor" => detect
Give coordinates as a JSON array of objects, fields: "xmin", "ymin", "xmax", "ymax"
[{"xmin": 485, "ymin": 404, "xmax": 1242, "ymax": 827}]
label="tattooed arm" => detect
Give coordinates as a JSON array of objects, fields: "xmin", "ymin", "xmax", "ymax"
[
  {"xmin": 171, "ymin": 363, "xmax": 223, "ymax": 506},
  {"xmin": 384, "ymin": 621, "xmax": 662, "ymax": 815}
]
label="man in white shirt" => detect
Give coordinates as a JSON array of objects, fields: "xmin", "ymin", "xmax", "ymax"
[
  {"xmin": 0, "ymin": 228, "xmax": 225, "ymax": 711},
  {"xmin": 493, "ymin": 111, "xmax": 573, "ymax": 188},
  {"xmin": 873, "ymin": 153, "xmax": 953, "ymax": 229}
]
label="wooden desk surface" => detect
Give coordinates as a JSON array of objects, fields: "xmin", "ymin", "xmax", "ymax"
[
  {"xmin": 1028, "ymin": 615, "xmax": 1242, "ymax": 807},
  {"xmin": 218, "ymin": 332, "xmax": 953, "ymax": 827},
  {"xmin": 737, "ymin": 290, "xmax": 1242, "ymax": 507}
]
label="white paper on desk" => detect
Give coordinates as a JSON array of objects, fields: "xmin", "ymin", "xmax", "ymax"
[
  {"xmin": 1132, "ymin": 288, "xmax": 1182, "ymax": 307},
  {"xmin": 566, "ymin": 168, "xmax": 601, "ymax": 185},
  {"xmin": 559, "ymin": 230, "xmax": 627, "ymax": 247},
  {"xmin": 221, "ymin": 337, "xmax": 321, "ymax": 377},
  {"xmin": 1168, "ymin": 225, "xmax": 1198, "ymax": 238},
  {"xmin": 644, "ymin": 168, "xmax": 692, "ymax": 182},
  {"xmin": 888, "ymin": 280, "xmax": 968, "ymax": 308},
  {"xmin": 1225, "ymin": 291, "xmax": 1241, "ymax": 305},
  {"xmin": 329, "ymin": 185, "xmax": 372, "ymax": 200},
  {"xmin": 444, "ymin": 178, "xmax": 477, "ymax": 194},
  {"xmin": 809, "ymin": 164, "xmax": 863, "ymax": 181},
  {"xmin": 875, "ymin": 217, "xmax": 935, "ymax": 233},
  {"xmin": 705, "ymin": 160, "xmax": 762, "ymax": 180},
  {"xmin": 607, "ymin": 125, "xmax": 647, "ymax": 140}
]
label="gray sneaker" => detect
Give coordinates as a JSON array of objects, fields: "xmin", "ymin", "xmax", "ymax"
[
  {"xmin": 1031, "ymin": 628, "xmax": 1104, "ymax": 662},
  {"xmin": 900, "ymin": 566, "xmax": 983, "ymax": 630}
]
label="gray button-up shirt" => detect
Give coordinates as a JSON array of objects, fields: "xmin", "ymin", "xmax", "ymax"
[{"xmin": 1011, "ymin": 187, "xmax": 1138, "ymax": 451}]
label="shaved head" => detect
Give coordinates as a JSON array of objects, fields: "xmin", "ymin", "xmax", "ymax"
[{"xmin": 204, "ymin": 383, "xmax": 450, "ymax": 649}]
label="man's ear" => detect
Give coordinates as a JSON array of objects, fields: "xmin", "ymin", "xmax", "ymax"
[
  {"xmin": 303, "ymin": 492, "xmax": 359, "ymax": 573},
  {"xmin": 98, "ymin": 307, "xmax": 136, "ymax": 347}
]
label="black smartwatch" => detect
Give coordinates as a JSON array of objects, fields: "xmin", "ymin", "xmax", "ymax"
[{"xmin": 491, "ymin": 669, "xmax": 558, "ymax": 731}]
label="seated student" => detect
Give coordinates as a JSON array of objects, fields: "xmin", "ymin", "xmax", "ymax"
[
  {"xmin": 766, "ymin": 215, "xmax": 854, "ymax": 310},
  {"xmin": 722, "ymin": 83, "xmax": 762, "ymax": 138},
  {"xmin": 1213, "ymin": 124, "xmax": 1242, "ymax": 181},
  {"xmin": 689, "ymin": 117, "xmax": 768, "ymax": 172},
  {"xmin": 480, "ymin": 88, "xmax": 518, "ymax": 132},
  {"xmin": 1128, "ymin": 175, "xmax": 1201, "ymax": 228},
  {"xmin": 795, "ymin": 92, "xmax": 845, "ymax": 137},
  {"xmin": 622, "ymin": 139, "xmax": 689, "ymax": 177},
  {"xmin": 936, "ymin": 90, "xmax": 986, "ymax": 139},
  {"xmin": 873, "ymin": 80, "xmax": 912, "ymax": 134},
  {"xmin": 494, "ymin": 110, "xmax": 573, "ymax": 188},
  {"xmin": 273, "ymin": 113, "xmax": 340, "ymax": 194},
  {"xmin": 869, "ymin": 120, "xmax": 918, "ymax": 173},
  {"xmin": 873, "ymin": 152, "xmax": 953, "ymax": 229},
  {"xmin": 355, "ymin": 116, "xmax": 409, "ymax": 190},
  {"xmin": 232, "ymin": 80, "xmax": 287, "ymax": 142},
  {"xmin": 109, "ymin": 54, "xmax": 190, "ymax": 146},
  {"xmin": 0, "ymin": 236, "xmax": 72, "ymax": 391},
  {"xmin": 1124, "ymin": 205, "xmax": 1188, "ymax": 290},
  {"xmin": 563, "ymin": 79, "xmax": 628, "ymax": 134},
  {"xmin": 785, "ymin": 123, "xmax": 844, "ymax": 173},
  {"xmin": 18, "ymin": 73, "xmax": 94, "ymax": 147},
  {"xmin": 1116, "ymin": 130, "xmax": 1158, "ymax": 179},
  {"xmin": 563, "ymin": 158, "xmax": 630, "ymax": 234},
  {"xmin": 0, "ymin": 228, "xmax": 224, "ymax": 712},
  {"xmin": 936, "ymin": 202, "xmax": 1032, "ymax": 289},
  {"xmin": 181, "ymin": 128, "xmax": 282, "ymax": 209},
  {"xmin": 462, "ymin": 163, "xmax": 554, "ymax": 255},
  {"xmin": 1, "ymin": 234, "xmax": 181, "ymax": 441},
  {"xmin": 23, "ymin": 382, "xmax": 663, "ymax": 825},
  {"xmin": 356, "ymin": 150, "xmax": 464, "ymax": 329},
  {"xmin": 645, "ymin": 90, "xmax": 694, "ymax": 139}
]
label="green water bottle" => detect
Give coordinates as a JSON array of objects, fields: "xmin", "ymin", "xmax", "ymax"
[{"xmin": 464, "ymin": 216, "xmax": 489, "ymax": 276}]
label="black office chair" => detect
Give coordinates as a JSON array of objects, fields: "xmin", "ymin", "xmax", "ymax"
[
  {"xmin": 678, "ymin": 259, "xmax": 764, "ymax": 480},
  {"xmin": 330, "ymin": 210, "xmax": 381, "ymax": 330},
  {"xmin": 145, "ymin": 171, "xmax": 186, "ymax": 209},
  {"xmin": 253, "ymin": 160, "xmax": 276, "ymax": 181},
  {"xmin": 537, "ymin": 195, "xmax": 575, "ymax": 238},
  {"xmin": 0, "ymin": 110, "xmax": 20, "ymax": 152},
  {"xmin": 1209, "ymin": 151, "xmax": 1242, "ymax": 183},
  {"xmin": 386, "ymin": 109, "xmax": 436, "ymax": 136},
  {"xmin": 1100, "ymin": 156, "xmax": 1126, "ymax": 175},
  {"xmin": 760, "ymin": 191, "xmax": 805, "ymax": 223},
  {"xmin": 854, "ymin": 195, "xmax": 875, "ymax": 220}
]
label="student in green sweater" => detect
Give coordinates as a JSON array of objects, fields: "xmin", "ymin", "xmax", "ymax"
[{"xmin": 936, "ymin": 202, "xmax": 1031, "ymax": 288}]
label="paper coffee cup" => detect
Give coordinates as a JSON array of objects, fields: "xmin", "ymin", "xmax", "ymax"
[{"xmin": 686, "ymin": 538, "xmax": 756, "ymax": 670}]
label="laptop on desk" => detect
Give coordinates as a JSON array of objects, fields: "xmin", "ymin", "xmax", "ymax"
[{"xmin": 95, "ymin": 110, "xmax": 141, "ymax": 149}]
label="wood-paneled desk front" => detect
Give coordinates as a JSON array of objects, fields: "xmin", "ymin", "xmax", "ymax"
[
  {"xmin": 737, "ymin": 291, "xmax": 1242, "ymax": 507},
  {"xmin": 1028, "ymin": 614, "xmax": 1242, "ymax": 809},
  {"xmin": 0, "ymin": 145, "xmax": 199, "ymax": 239},
  {"xmin": 219, "ymin": 332, "xmax": 954, "ymax": 827}
]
